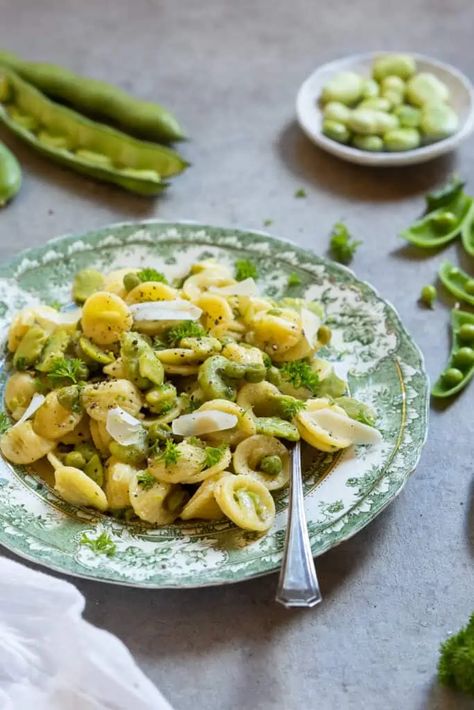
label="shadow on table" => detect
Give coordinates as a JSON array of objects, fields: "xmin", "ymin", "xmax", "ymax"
[
  {"xmin": 276, "ymin": 121, "xmax": 456, "ymax": 202},
  {"xmin": 0, "ymin": 127, "xmax": 159, "ymax": 218}
]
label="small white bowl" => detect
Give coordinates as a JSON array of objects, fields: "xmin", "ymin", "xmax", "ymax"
[{"xmin": 296, "ymin": 51, "xmax": 474, "ymax": 167}]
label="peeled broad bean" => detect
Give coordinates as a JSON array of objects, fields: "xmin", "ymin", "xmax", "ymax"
[
  {"xmin": 361, "ymin": 78, "xmax": 379, "ymax": 99},
  {"xmin": 322, "ymin": 101, "xmax": 351, "ymax": 124},
  {"xmin": 381, "ymin": 75, "xmax": 406, "ymax": 95},
  {"xmin": 322, "ymin": 119, "xmax": 351, "ymax": 143},
  {"xmin": 420, "ymin": 104, "xmax": 458, "ymax": 141},
  {"xmin": 406, "ymin": 72, "xmax": 449, "ymax": 106},
  {"xmin": 321, "ymin": 72, "xmax": 363, "ymax": 105},
  {"xmin": 349, "ymin": 108, "xmax": 398, "ymax": 135},
  {"xmin": 352, "ymin": 134, "xmax": 383, "ymax": 151},
  {"xmin": 358, "ymin": 97, "xmax": 391, "ymax": 112},
  {"xmin": 384, "ymin": 128, "xmax": 421, "ymax": 151},
  {"xmin": 395, "ymin": 104, "xmax": 421, "ymax": 128},
  {"xmin": 372, "ymin": 54, "xmax": 416, "ymax": 81}
]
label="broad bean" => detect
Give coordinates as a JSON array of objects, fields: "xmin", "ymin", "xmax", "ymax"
[
  {"xmin": 420, "ymin": 103, "xmax": 458, "ymax": 141},
  {"xmin": 0, "ymin": 50, "xmax": 184, "ymax": 143},
  {"xmin": 349, "ymin": 108, "xmax": 398, "ymax": 136},
  {"xmin": 321, "ymin": 72, "xmax": 364, "ymax": 105},
  {"xmin": 0, "ymin": 69, "xmax": 188, "ymax": 195},
  {"xmin": 322, "ymin": 119, "xmax": 350, "ymax": 144},
  {"xmin": 395, "ymin": 104, "xmax": 421, "ymax": 128},
  {"xmin": 384, "ymin": 128, "xmax": 420, "ymax": 151},
  {"xmin": 352, "ymin": 134, "xmax": 383, "ymax": 151},
  {"xmin": 322, "ymin": 101, "xmax": 352, "ymax": 124},
  {"xmin": 372, "ymin": 54, "xmax": 416, "ymax": 81},
  {"xmin": 406, "ymin": 72, "xmax": 449, "ymax": 106}
]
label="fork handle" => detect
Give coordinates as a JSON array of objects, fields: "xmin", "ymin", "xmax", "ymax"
[{"xmin": 275, "ymin": 441, "xmax": 322, "ymax": 608}]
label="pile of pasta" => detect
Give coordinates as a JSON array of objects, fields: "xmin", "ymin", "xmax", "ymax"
[{"xmin": 0, "ymin": 259, "xmax": 380, "ymax": 533}]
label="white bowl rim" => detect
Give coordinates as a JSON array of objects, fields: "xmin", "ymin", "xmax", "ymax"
[{"xmin": 296, "ymin": 50, "xmax": 474, "ymax": 167}]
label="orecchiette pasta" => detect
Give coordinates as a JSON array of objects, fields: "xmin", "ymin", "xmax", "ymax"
[{"xmin": 0, "ymin": 258, "xmax": 379, "ymax": 535}]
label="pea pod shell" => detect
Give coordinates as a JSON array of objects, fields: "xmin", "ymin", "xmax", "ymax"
[
  {"xmin": 0, "ymin": 140, "xmax": 21, "ymax": 206},
  {"xmin": 0, "ymin": 69, "xmax": 188, "ymax": 195},
  {"xmin": 432, "ymin": 309, "xmax": 474, "ymax": 398},
  {"xmin": 400, "ymin": 193, "xmax": 473, "ymax": 248},
  {"xmin": 0, "ymin": 50, "xmax": 184, "ymax": 143},
  {"xmin": 438, "ymin": 261, "xmax": 474, "ymax": 306},
  {"xmin": 461, "ymin": 202, "xmax": 474, "ymax": 256}
]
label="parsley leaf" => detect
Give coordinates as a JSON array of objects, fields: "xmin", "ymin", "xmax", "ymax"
[
  {"xmin": 329, "ymin": 222, "xmax": 361, "ymax": 265},
  {"xmin": 187, "ymin": 436, "xmax": 204, "ymax": 447},
  {"xmin": 263, "ymin": 218, "xmax": 273, "ymax": 227},
  {"xmin": 137, "ymin": 268, "xmax": 168, "ymax": 284},
  {"xmin": 203, "ymin": 445, "xmax": 226, "ymax": 469},
  {"xmin": 235, "ymin": 259, "xmax": 258, "ymax": 281},
  {"xmin": 136, "ymin": 470, "xmax": 156, "ymax": 490},
  {"xmin": 294, "ymin": 188, "xmax": 307, "ymax": 198},
  {"xmin": 80, "ymin": 531, "xmax": 116, "ymax": 557},
  {"xmin": 280, "ymin": 360, "xmax": 319, "ymax": 394},
  {"xmin": 47, "ymin": 357, "xmax": 88, "ymax": 385},
  {"xmin": 278, "ymin": 397, "xmax": 307, "ymax": 419},
  {"xmin": 0, "ymin": 412, "xmax": 11, "ymax": 434},
  {"xmin": 287, "ymin": 272, "xmax": 302, "ymax": 287},
  {"xmin": 166, "ymin": 321, "xmax": 206, "ymax": 346},
  {"xmin": 159, "ymin": 439, "xmax": 181, "ymax": 466}
]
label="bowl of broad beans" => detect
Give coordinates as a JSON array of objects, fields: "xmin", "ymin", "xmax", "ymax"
[{"xmin": 296, "ymin": 52, "xmax": 474, "ymax": 166}]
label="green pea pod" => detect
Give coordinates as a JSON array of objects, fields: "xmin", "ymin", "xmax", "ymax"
[
  {"xmin": 432, "ymin": 309, "xmax": 474, "ymax": 398},
  {"xmin": 425, "ymin": 176, "xmax": 465, "ymax": 212},
  {"xmin": 400, "ymin": 192, "xmax": 473, "ymax": 248},
  {"xmin": 0, "ymin": 140, "xmax": 21, "ymax": 206},
  {"xmin": 461, "ymin": 203, "xmax": 474, "ymax": 256},
  {"xmin": 439, "ymin": 261, "xmax": 474, "ymax": 306},
  {"xmin": 0, "ymin": 50, "xmax": 184, "ymax": 143},
  {"xmin": 0, "ymin": 69, "xmax": 188, "ymax": 196}
]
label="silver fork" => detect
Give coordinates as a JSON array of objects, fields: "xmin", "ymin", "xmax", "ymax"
[{"xmin": 275, "ymin": 440, "xmax": 322, "ymax": 608}]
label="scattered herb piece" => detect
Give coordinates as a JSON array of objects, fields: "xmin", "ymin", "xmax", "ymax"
[
  {"xmin": 159, "ymin": 439, "xmax": 181, "ymax": 466},
  {"xmin": 203, "ymin": 445, "xmax": 225, "ymax": 469},
  {"xmin": 287, "ymin": 272, "xmax": 302, "ymax": 288},
  {"xmin": 188, "ymin": 436, "xmax": 204, "ymax": 447},
  {"xmin": 136, "ymin": 470, "xmax": 156, "ymax": 490},
  {"xmin": 166, "ymin": 321, "xmax": 206, "ymax": 345},
  {"xmin": 137, "ymin": 268, "xmax": 168, "ymax": 284},
  {"xmin": 48, "ymin": 357, "xmax": 87, "ymax": 385},
  {"xmin": 235, "ymin": 259, "xmax": 258, "ymax": 281},
  {"xmin": 329, "ymin": 222, "xmax": 362, "ymax": 264},
  {"xmin": 438, "ymin": 611, "xmax": 474, "ymax": 697},
  {"xmin": 420, "ymin": 284, "xmax": 437, "ymax": 308},
  {"xmin": 80, "ymin": 531, "xmax": 116, "ymax": 557},
  {"xmin": 294, "ymin": 188, "xmax": 307, "ymax": 198},
  {"xmin": 280, "ymin": 360, "xmax": 319, "ymax": 394},
  {"xmin": 263, "ymin": 218, "xmax": 273, "ymax": 227},
  {"xmin": 0, "ymin": 412, "xmax": 10, "ymax": 434}
]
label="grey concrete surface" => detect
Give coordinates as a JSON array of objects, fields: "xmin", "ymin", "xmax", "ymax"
[{"xmin": 0, "ymin": 1, "xmax": 473, "ymax": 708}]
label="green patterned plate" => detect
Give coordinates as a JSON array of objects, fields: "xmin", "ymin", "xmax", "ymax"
[{"xmin": 0, "ymin": 222, "xmax": 429, "ymax": 588}]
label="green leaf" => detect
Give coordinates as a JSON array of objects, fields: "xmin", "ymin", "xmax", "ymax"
[
  {"xmin": 159, "ymin": 439, "xmax": 181, "ymax": 466},
  {"xmin": 137, "ymin": 268, "xmax": 168, "ymax": 284},
  {"xmin": 280, "ymin": 360, "xmax": 319, "ymax": 394},
  {"xmin": 47, "ymin": 357, "xmax": 88, "ymax": 385},
  {"xmin": 203, "ymin": 445, "xmax": 225, "ymax": 469},
  {"xmin": 294, "ymin": 188, "xmax": 307, "ymax": 198},
  {"xmin": 287, "ymin": 272, "xmax": 302, "ymax": 287},
  {"xmin": 80, "ymin": 531, "xmax": 116, "ymax": 557},
  {"xmin": 165, "ymin": 321, "xmax": 206, "ymax": 346},
  {"xmin": 235, "ymin": 259, "xmax": 258, "ymax": 281},
  {"xmin": 136, "ymin": 470, "xmax": 156, "ymax": 490},
  {"xmin": 329, "ymin": 222, "xmax": 362, "ymax": 264}
]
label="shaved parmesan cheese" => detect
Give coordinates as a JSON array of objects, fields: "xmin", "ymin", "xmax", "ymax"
[
  {"xmin": 129, "ymin": 300, "xmax": 202, "ymax": 322},
  {"xmin": 210, "ymin": 278, "xmax": 258, "ymax": 297},
  {"xmin": 310, "ymin": 409, "xmax": 382, "ymax": 446},
  {"xmin": 14, "ymin": 393, "xmax": 45, "ymax": 427},
  {"xmin": 301, "ymin": 307, "xmax": 321, "ymax": 348},
  {"xmin": 172, "ymin": 410, "xmax": 238, "ymax": 437},
  {"xmin": 106, "ymin": 407, "xmax": 143, "ymax": 446}
]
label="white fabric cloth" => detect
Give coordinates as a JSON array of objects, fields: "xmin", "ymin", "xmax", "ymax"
[{"xmin": 0, "ymin": 557, "xmax": 172, "ymax": 710}]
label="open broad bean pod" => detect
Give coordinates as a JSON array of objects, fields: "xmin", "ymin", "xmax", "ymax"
[
  {"xmin": 432, "ymin": 309, "xmax": 474, "ymax": 398},
  {"xmin": 0, "ymin": 49, "xmax": 185, "ymax": 143},
  {"xmin": 0, "ymin": 68, "xmax": 188, "ymax": 195}
]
